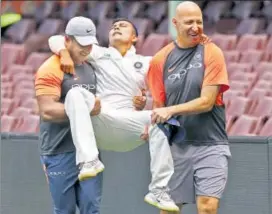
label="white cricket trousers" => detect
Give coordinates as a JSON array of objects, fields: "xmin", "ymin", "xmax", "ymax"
[{"xmin": 64, "ymin": 87, "xmax": 174, "ymax": 191}]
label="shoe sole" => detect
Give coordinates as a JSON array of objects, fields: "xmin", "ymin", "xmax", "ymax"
[
  {"xmin": 144, "ymin": 197, "xmax": 180, "ymax": 212},
  {"xmin": 78, "ymin": 167, "xmax": 105, "ymax": 181}
]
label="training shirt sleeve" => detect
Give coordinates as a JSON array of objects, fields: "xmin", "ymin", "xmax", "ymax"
[
  {"xmin": 203, "ymin": 43, "xmax": 229, "ymax": 93},
  {"xmin": 141, "ymin": 56, "xmax": 153, "ymax": 110},
  {"xmin": 35, "ymin": 56, "xmax": 64, "ymax": 98},
  {"xmin": 147, "ymin": 43, "xmax": 175, "ymax": 105},
  {"xmin": 147, "ymin": 57, "xmax": 166, "ymax": 104}
]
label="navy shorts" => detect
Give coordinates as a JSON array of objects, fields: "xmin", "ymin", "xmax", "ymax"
[{"xmin": 41, "ymin": 151, "xmax": 103, "ymax": 214}]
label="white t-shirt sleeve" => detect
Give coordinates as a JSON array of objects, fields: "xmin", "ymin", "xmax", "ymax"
[{"xmin": 48, "ymin": 35, "xmax": 65, "ymax": 55}]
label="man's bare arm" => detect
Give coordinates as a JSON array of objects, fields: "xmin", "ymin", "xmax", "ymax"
[
  {"xmin": 48, "ymin": 35, "xmax": 103, "ymax": 63},
  {"xmin": 37, "ymin": 95, "xmax": 68, "ymax": 122},
  {"xmin": 169, "ymin": 85, "xmax": 219, "ymax": 116},
  {"xmin": 151, "ymin": 85, "xmax": 219, "ymax": 124}
]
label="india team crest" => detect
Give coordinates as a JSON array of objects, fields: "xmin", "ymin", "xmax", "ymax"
[{"xmin": 134, "ymin": 61, "xmax": 143, "ymax": 70}]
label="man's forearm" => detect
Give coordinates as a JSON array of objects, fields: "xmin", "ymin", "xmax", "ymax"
[
  {"xmin": 48, "ymin": 35, "xmax": 95, "ymax": 61},
  {"xmin": 169, "ymin": 97, "xmax": 213, "ymax": 116},
  {"xmin": 40, "ymin": 103, "xmax": 68, "ymax": 123}
]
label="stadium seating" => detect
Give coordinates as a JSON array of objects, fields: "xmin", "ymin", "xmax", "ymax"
[{"xmin": 1, "ymin": 0, "xmax": 271, "ymax": 135}]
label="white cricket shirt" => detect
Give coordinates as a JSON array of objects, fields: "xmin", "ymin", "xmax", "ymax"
[{"xmin": 49, "ymin": 36, "xmax": 152, "ymax": 110}]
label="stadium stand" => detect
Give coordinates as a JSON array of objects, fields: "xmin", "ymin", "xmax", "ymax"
[{"xmin": 1, "ymin": 1, "xmax": 271, "ymax": 135}]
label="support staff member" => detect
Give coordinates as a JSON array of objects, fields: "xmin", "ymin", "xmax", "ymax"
[
  {"xmin": 35, "ymin": 17, "xmax": 102, "ymax": 214},
  {"xmin": 147, "ymin": 1, "xmax": 231, "ymax": 214}
]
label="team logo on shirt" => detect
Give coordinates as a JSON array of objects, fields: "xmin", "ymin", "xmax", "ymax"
[{"xmin": 134, "ymin": 61, "xmax": 143, "ymax": 70}]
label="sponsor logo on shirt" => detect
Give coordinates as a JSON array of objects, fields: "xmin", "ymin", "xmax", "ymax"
[
  {"xmin": 168, "ymin": 51, "xmax": 203, "ymax": 81},
  {"xmin": 168, "ymin": 62, "xmax": 203, "ymax": 81},
  {"xmin": 72, "ymin": 83, "xmax": 96, "ymax": 91},
  {"xmin": 103, "ymin": 53, "xmax": 111, "ymax": 58},
  {"xmin": 194, "ymin": 52, "xmax": 202, "ymax": 60}
]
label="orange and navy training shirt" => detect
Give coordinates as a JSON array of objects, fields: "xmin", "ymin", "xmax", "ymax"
[
  {"xmin": 147, "ymin": 42, "xmax": 229, "ymax": 145},
  {"xmin": 35, "ymin": 55, "xmax": 97, "ymax": 155}
]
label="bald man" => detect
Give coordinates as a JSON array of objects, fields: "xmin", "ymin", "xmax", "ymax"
[{"xmin": 147, "ymin": 1, "xmax": 231, "ymax": 214}]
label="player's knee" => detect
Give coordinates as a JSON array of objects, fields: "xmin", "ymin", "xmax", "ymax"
[{"xmin": 197, "ymin": 197, "xmax": 218, "ymax": 214}]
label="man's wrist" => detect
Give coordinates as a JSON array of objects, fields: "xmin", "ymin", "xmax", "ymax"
[{"xmin": 168, "ymin": 106, "xmax": 177, "ymax": 117}]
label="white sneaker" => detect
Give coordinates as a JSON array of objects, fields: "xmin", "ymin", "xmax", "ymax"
[
  {"xmin": 94, "ymin": 158, "xmax": 105, "ymax": 173},
  {"xmin": 144, "ymin": 188, "xmax": 179, "ymax": 212},
  {"xmin": 78, "ymin": 158, "xmax": 105, "ymax": 181}
]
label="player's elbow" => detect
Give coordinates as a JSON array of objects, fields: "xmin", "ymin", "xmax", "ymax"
[
  {"xmin": 39, "ymin": 107, "xmax": 57, "ymax": 122},
  {"xmin": 40, "ymin": 111, "xmax": 54, "ymax": 122},
  {"xmin": 201, "ymin": 96, "xmax": 214, "ymax": 112}
]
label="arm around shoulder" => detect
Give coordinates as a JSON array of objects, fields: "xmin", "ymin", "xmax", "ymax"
[{"xmin": 48, "ymin": 35, "xmax": 66, "ymax": 55}]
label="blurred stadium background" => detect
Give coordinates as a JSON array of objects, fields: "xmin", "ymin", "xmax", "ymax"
[
  {"xmin": 1, "ymin": 0, "xmax": 272, "ymax": 136},
  {"xmin": 1, "ymin": 1, "xmax": 272, "ymax": 214},
  {"xmin": 0, "ymin": 0, "xmax": 272, "ymax": 136}
]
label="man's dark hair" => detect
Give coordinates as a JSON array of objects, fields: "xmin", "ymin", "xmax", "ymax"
[{"xmin": 112, "ymin": 18, "xmax": 139, "ymax": 37}]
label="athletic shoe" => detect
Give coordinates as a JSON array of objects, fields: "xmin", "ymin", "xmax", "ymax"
[
  {"xmin": 144, "ymin": 188, "xmax": 179, "ymax": 212},
  {"xmin": 78, "ymin": 158, "xmax": 105, "ymax": 181}
]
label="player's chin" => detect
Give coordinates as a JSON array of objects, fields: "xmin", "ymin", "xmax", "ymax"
[
  {"xmin": 111, "ymin": 34, "xmax": 122, "ymax": 39},
  {"xmin": 111, "ymin": 38, "xmax": 127, "ymax": 46}
]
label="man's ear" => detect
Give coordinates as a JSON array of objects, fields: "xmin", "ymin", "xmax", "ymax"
[
  {"xmin": 172, "ymin": 17, "xmax": 177, "ymax": 27},
  {"xmin": 132, "ymin": 35, "xmax": 138, "ymax": 44},
  {"xmin": 64, "ymin": 35, "xmax": 69, "ymax": 42},
  {"xmin": 64, "ymin": 35, "xmax": 71, "ymax": 47}
]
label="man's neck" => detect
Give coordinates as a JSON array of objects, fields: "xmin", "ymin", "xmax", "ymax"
[
  {"xmin": 176, "ymin": 36, "xmax": 198, "ymax": 49},
  {"xmin": 70, "ymin": 55, "xmax": 83, "ymax": 66},
  {"xmin": 112, "ymin": 43, "xmax": 132, "ymax": 56}
]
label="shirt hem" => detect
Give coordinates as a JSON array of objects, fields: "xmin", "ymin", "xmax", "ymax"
[
  {"xmin": 39, "ymin": 148, "xmax": 76, "ymax": 156},
  {"xmin": 174, "ymin": 141, "xmax": 229, "ymax": 146}
]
